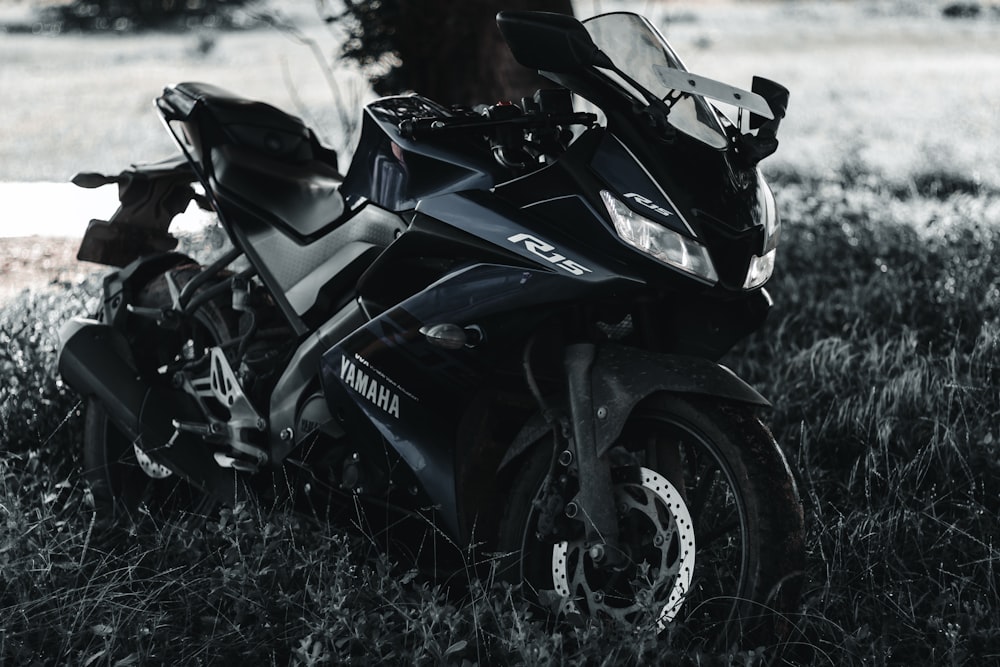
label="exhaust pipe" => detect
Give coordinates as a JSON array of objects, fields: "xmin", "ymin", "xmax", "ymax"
[
  {"xmin": 58, "ymin": 317, "xmax": 236, "ymax": 501},
  {"xmin": 58, "ymin": 318, "xmax": 164, "ymax": 445}
]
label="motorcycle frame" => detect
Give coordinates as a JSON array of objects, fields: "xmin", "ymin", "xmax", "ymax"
[{"xmin": 60, "ymin": 15, "xmax": 786, "ymax": 548}]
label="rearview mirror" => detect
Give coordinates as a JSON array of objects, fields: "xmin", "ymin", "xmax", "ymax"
[
  {"xmin": 496, "ymin": 11, "xmax": 601, "ymax": 73},
  {"xmin": 749, "ymin": 77, "xmax": 789, "ymax": 131},
  {"xmin": 740, "ymin": 77, "xmax": 790, "ymax": 165}
]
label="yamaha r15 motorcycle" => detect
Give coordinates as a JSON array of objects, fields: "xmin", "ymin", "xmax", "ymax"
[{"xmin": 58, "ymin": 10, "xmax": 804, "ymax": 642}]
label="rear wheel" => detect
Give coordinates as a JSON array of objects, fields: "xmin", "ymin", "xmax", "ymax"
[
  {"xmin": 497, "ymin": 394, "xmax": 804, "ymax": 648},
  {"xmin": 83, "ymin": 266, "xmax": 236, "ymax": 528}
]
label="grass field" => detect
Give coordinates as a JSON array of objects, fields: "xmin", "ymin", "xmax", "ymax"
[{"xmin": 2, "ymin": 1, "xmax": 1000, "ymax": 664}]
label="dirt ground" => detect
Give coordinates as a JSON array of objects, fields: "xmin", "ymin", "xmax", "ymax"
[{"xmin": 0, "ymin": 236, "xmax": 94, "ymax": 306}]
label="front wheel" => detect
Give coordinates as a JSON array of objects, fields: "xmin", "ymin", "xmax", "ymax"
[{"xmin": 497, "ymin": 394, "xmax": 804, "ymax": 648}]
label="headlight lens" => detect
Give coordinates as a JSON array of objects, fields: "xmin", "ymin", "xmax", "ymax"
[
  {"xmin": 743, "ymin": 248, "xmax": 776, "ymax": 290},
  {"xmin": 757, "ymin": 171, "xmax": 780, "ymax": 252},
  {"xmin": 600, "ymin": 190, "xmax": 718, "ymax": 284},
  {"xmin": 742, "ymin": 172, "xmax": 780, "ymax": 290}
]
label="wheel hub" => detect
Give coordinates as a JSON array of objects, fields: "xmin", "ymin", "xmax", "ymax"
[{"xmin": 551, "ymin": 466, "xmax": 695, "ymax": 631}]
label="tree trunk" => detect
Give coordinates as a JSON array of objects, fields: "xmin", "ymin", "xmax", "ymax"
[{"xmin": 343, "ymin": 0, "xmax": 574, "ymax": 107}]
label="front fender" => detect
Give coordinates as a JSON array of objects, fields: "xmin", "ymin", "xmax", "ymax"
[
  {"xmin": 500, "ymin": 344, "xmax": 769, "ymax": 470},
  {"xmin": 589, "ymin": 344, "xmax": 768, "ymax": 457}
]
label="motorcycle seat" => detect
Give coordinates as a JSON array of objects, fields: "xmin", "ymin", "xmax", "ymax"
[
  {"xmin": 167, "ymin": 82, "xmax": 347, "ymax": 240},
  {"xmin": 170, "ymin": 82, "xmax": 321, "ymax": 162},
  {"xmin": 211, "ymin": 143, "xmax": 345, "ymax": 240}
]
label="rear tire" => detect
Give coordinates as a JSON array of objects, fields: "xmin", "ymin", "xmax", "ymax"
[
  {"xmin": 497, "ymin": 394, "xmax": 804, "ymax": 649},
  {"xmin": 82, "ymin": 266, "xmax": 236, "ymax": 527}
]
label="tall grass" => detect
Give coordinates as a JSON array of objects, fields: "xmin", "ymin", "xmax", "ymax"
[
  {"xmin": 726, "ymin": 165, "xmax": 1000, "ymax": 664},
  {"xmin": 3, "ymin": 168, "xmax": 1000, "ymax": 664}
]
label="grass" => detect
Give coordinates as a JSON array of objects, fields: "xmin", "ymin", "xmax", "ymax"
[
  {"xmin": 3, "ymin": 162, "xmax": 1000, "ymax": 664},
  {"xmin": 724, "ymin": 165, "xmax": 1000, "ymax": 664},
  {"xmin": 3, "ymin": 2, "xmax": 1000, "ymax": 663}
]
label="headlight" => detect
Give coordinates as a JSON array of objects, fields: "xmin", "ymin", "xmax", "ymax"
[
  {"xmin": 742, "ymin": 172, "xmax": 779, "ymax": 290},
  {"xmin": 757, "ymin": 172, "xmax": 780, "ymax": 252},
  {"xmin": 743, "ymin": 248, "xmax": 776, "ymax": 290},
  {"xmin": 600, "ymin": 190, "xmax": 718, "ymax": 284}
]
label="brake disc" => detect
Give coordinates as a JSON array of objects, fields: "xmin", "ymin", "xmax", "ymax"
[{"xmin": 551, "ymin": 466, "xmax": 695, "ymax": 631}]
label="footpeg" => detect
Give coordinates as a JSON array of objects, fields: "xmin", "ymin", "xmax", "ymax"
[{"xmin": 213, "ymin": 452, "xmax": 259, "ymax": 472}]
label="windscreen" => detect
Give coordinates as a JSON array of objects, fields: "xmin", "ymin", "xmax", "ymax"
[{"xmin": 583, "ymin": 12, "xmax": 730, "ymax": 149}]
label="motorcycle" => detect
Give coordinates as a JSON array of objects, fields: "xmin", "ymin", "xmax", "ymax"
[{"xmin": 58, "ymin": 10, "xmax": 804, "ymax": 643}]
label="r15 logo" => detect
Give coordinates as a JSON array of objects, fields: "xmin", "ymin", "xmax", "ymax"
[{"xmin": 507, "ymin": 233, "xmax": 593, "ymax": 276}]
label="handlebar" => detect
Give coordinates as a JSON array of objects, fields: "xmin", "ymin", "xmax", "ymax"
[{"xmin": 397, "ymin": 111, "xmax": 597, "ymax": 141}]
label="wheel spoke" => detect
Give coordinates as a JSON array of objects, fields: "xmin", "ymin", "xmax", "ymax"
[
  {"xmin": 686, "ymin": 463, "xmax": 719, "ymax": 525},
  {"xmin": 695, "ymin": 518, "xmax": 741, "ymax": 549}
]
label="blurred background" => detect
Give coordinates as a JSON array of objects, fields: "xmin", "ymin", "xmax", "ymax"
[
  {"xmin": 1, "ymin": 0, "xmax": 998, "ymax": 186},
  {"xmin": 4, "ymin": 0, "xmax": 998, "ymax": 295}
]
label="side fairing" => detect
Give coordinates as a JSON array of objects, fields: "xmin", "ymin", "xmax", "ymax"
[
  {"xmin": 415, "ymin": 190, "xmax": 626, "ymax": 285},
  {"xmin": 339, "ymin": 96, "xmax": 508, "ymax": 211},
  {"xmin": 319, "ymin": 189, "xmax": 642, "ymax": 536},
  {"xmin": 319, "ymin": 263, "xmax": 615, "ymax": 536}
]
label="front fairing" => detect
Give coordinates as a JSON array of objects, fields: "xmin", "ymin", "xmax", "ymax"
[
  {"xmin": 590, "ymin": 126, "xmax": 769, "ymax": 290},
  {"xmin": 491, "ymin": 124, "xmax": 768, "ymax": 293},
  {"xmin": 556, "ymin": 12, "xmax": 777, "ymax": 291}
]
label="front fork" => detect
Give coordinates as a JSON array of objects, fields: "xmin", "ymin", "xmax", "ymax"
[
  {"xmin": 564, "ymin": 343, "xmax": 624, "ymax": 567},
  {"xmin": 521, "ymin": 338, "xmax": 770, "ymax": 562}
]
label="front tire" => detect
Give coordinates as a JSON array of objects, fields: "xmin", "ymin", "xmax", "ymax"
[{"xmin": 497, "ymin": 394, "xmax": 804, "ymax": 648}]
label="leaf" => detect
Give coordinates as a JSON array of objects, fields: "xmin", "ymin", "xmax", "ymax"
[
  {"xmin": 537, "ymin": 589, "xmax": 565, "ymax": 613},
  {"xmin": 113, "ymin": 653, "xmax": 140, "ymax": 667},
  {"xmin": 91, "ymin": 624, "xmax": 113, "ymax": 637},
  {"xmin": 444, "ymin": 640, "xmax": 468, "ymax": 657},
  {"xmin": 82, "ymin": 649, "xmax": 108, "ymax": 667}
]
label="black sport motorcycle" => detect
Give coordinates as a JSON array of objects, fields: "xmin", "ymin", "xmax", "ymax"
[{"xmin": 58, "ymin": 11, "xmax": 804, "ymax": 642}]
